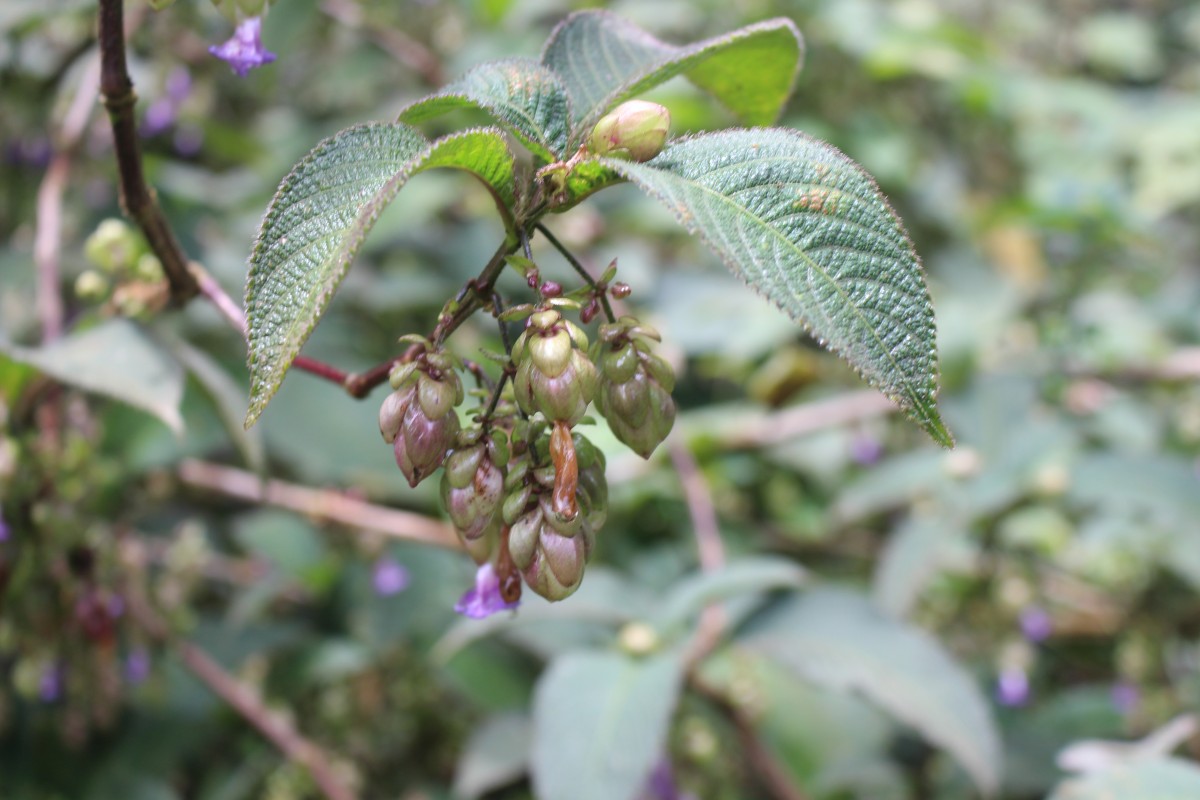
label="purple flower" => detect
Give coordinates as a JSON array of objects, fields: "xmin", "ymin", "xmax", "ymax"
[
  {"xmin": 995, "ymin": 667, "xmax": 1030, "ymax": 707},
  {"xmin": 1112, "ymin": 681, "xmax": 1140, "ymax": 715},
  {"xmin": 1019, "ymin": 606, "xmax": 1052, "ymax": 643},
  {"xmin": 208, "ymin": 17, "xmax": 276, "ymax": 77},
  {"xmin": 640, "ymin": 759, "xmax": 697, "ymax": 800},
  {"xmin": 0, "ymin": 506, "xmax": 9, "ymax": 542},
  {"xmin": 372, "ymin": 556, "xmax": 410, "ymax": 596},
  {"xmin": 124, "ymin": 650, "xmax": 151, "ymax": 685},
  {"xmin": 849, "ymin": 433, "xmax": 884, "ymax": 466},
  {"xmin": 454, "ymin": 563, "xmax": 519, "ymax": 619},
  {"xmin": 38, "ymin": 664, "xmax": 63, "ymax": 703}
]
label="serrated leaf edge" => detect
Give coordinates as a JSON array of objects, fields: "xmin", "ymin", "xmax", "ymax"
[
  {"xmin": 398, "ymin": 57, "xmax": 575, "ymax": 162},
  {"xmin": 602, "ymin": 130, "xmax": 952, "ymax": 446},
  {"xmin": 244, "ymin": 124, "xmax": 517, "ymax": 428}
]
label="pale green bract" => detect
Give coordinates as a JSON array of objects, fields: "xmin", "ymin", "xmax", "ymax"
[
  {"xmin": 244, "ymin": 123, "xmax": 516, "ymax": 427},
  {"xmin": 606, "ymin": 130, "xmax": 952, "ymax": 445}
]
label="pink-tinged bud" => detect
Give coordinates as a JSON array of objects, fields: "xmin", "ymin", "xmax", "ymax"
[
  {"xmin": 397, "ymin": 398, "xmax": 459, "ymax": 487},
  {"xmin": 440, "ymin": 442, "xmax": 505, "ymax": 544},
  {"xmin": 588, "ymin": 100, "xmax": 670, "ymax": 162},
  {"xmin": 379, "ymin": 386, "xmax": 415, "ymax": 444}
]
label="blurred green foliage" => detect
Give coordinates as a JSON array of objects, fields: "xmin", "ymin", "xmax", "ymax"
[{"xmin": 3, "ymin": 1, "xmax": 1200, "ymax": 798}]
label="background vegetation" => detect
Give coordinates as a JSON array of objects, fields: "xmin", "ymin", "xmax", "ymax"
[{"xmin": 3, "ymin": 0, "xmax": 1200, "ymax": 798}]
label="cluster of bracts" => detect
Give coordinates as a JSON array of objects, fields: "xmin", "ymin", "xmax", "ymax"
[{"xmin": 379, "ymin": 309, "xmax": 676, "ymax": 604}]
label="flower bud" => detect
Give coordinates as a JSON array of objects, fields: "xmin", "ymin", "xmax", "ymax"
[
  {"xmin": 512, "ymin": 314, "xmax": 598, "ymax": 426},
  {"xmin": 396, "ymin": 394, "xmax": 459, "ymax": 488},
  {"xmin": 592, "ymin": 320, "xmax": 677, "ymax": 458},
  {"xmin": 379, "ymin": 385, "xmax": 415, "ymax": 444},
  {"xmin": 440, "ymin": 440, "xmax": 505, "ymax": 551},
  {"xmin": 588, "ymin": 100, "xmax": 670, "ymax": 162}
]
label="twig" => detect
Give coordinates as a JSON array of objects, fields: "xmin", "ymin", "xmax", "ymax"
[
  {"xmin": 714, "ymin": 390, "xmax": 896, "ymax": 449},
  {"xmin": 177, "ymin": 459, "xmax": 460, "ymax": 550},
  {"xmin": 97, "ymin": 0, "xmax": 198, "ymax": 303},
  {"xmin": 432, "ymin": 239, "xmax": 521, "ymax": 347},
  {"xmin": 191, "ymin": 260, "xmax": 406, "ymax": 399},
  {"xmin": 320, "ymin": 0, "xmax": 444, "ymax": 86},
  {"xmin": 123, "ymin": 576, "xmax": 354, "ymax": 800},
  {"xmin": 669, "ymin": 441, "xmax": 726, "ymax": 666},
  {"xmin": 534, "ymin": 223, "xmax": 615, "ymax": 322},
  {"xmin": 35, "ymin": 54, "xmax": 102, "ymax": 342},
  {"xmin": 691, "ymin": 678, "xmax": 811, "ymax": 800}
]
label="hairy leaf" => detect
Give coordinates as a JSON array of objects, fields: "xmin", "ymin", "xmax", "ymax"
[
  {"xmin": 542, "ymin": 11, "xmax": 802, "ymax": 142},
  {"xmin": 656, "ymin": 557, "xmax": 807, "ymax": 634},
  {"xmin": 741, "ymin": 587, "xmax": 1001, "ymax": 795},
  {"xmin": 1, "ymin": 318, "xmax": 184, "ymax": 433},
  {"xmin": 1049, "ymin": 759, "xmax": 1200, "ymax": 800},
  {"xmin": 245, "ymin": 124, "xmax": 516, "ymax": 426},
  {"xmin": 454, "ymin": 713, "xmax": 532, "ymax": 799},
  {"xmin": 167, "ymin": 336, "xmax": 265, "ymax": 472},
  {"xmin": 607, "ymin": 130, "xmax": 951, "ymax": 445},
  {"xmin": 399, "ymin": 58, "xmax": 571, "ymax": 162},
  {"xmin": 531, "ymin": 650, "xmax": 682, "ymax": 800}
]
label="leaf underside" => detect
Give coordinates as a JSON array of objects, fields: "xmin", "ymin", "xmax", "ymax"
[
  {"xmin": 398, "ymin": 58, "xmax": 572, "ymax": 162},
  {"xmin": 1, "ymin": 318, "xmax": 184, "ymax": 433},
  {"xmin": 741, "ymin": 588, "xmax": 1002, "ymax": 795},
  {"xmin": 542, "ymin": 10, "xmax": 804, "ymax": 143},
  {"xmin": 244, "ymin": 123, "xmax": 516, "ymax": 427},
  {"xmin": 606, "ymin": 129, "xmax": 951, "ymax": 445},
  {"xmin": 532, "ymin": 650, "xmax": 682, "ymax": 800}
]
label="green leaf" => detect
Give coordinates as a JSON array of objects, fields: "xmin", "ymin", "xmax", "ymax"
[
  {"xmin": 399, "ymin": 58, "xmax": 571, "ymax": 162},
  {"xmin": 655, "ymin": 556, "xmax": 807, "ymax": 634},
  {"xmin": 454, "ymin": 713, "xmax": 532, "ymax": 799},
  {"xmin": 872, "ymin": 514, "xmax": 966, "ymax": 618},
  {"xmin": 541, "ymin": 11, "xmax": 803, "ymax": 141},
  {"xmin": 607, "ymin": 130, "xmax": 951, "ymax": 445},
  {"xmin": 531, "ymin": 650, "xmax": 683, "ymax": 800},
  {"xmin": 167, "ymin": 336, "xmax": 265, "ymax": 472},
  {"xmin": 1049, "ymin": 759, "xmax": 1200, "ymax": 800},
  {"xmin": 0, "ymin": 318, "xmax": 184, "ymax": 433},
  {"xmin": 244, "ymin": 124, "xmax": 516, "ymax": 426},
  {"xmin": 740, "ymin": 587, "xmax": 1001, "ymax": 795}
]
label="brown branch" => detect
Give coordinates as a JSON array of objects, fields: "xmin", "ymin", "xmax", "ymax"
[
  {"xmin": 711, "ymin": 390, "xmax": 896, "ymax": 449},
  {"xmin": 97, "ymin": 0, "xmax": 198, "ymax": 304},
  {"xmin": 35, "ymin": 54, "xmax": 101, "ymax": 343},
  {"xmin": 669, "ymin": 441, "xmax": 727, "ymax": 667},
  {"xmin": 123, "ymin": 573, "xmax": 354, "ymax": 800},
  {"xmin": 177, "ymin": 459, "xmax": 461, "ymax": 550}
]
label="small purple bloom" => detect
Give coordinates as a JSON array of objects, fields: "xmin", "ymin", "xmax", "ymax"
[
  {"xmin": 1019, "ymin": 606, "xmax": 1052, "ymax": 643},
  {"xmin": 454, "ymin": 563, "xmax": 519, "ymax": 619},
  {"xmin": 995, "ymin": 667, "xmax": 1030, "ymax": 707},
  {"xmin": 124, "ymin": 650, "xmax": 151, "ymax": 685},
  {"xmin": 208, "ymin": 17, "xmax": 276, "ymax": 77},
  {"xmin": 38, "ymin": 664, "xmax": 63, "ymax": 703},
  {"xmin": 640, "ymin": 758, "xmax": 697, "ymax": 800},
  {"xmin": 849, "ymin": 433, "xmax": 884, "ymax": 466},
  {"xmin": 372, "ymin": 556, "xmax": 410, "ymax": 596},
  {"xmin": 1112, "ymin": 681, "xmax": 1140, "ymax": 715},
  {"xmin": 0, "ymin": 506, "xmax": 9, "ymax": 542}
]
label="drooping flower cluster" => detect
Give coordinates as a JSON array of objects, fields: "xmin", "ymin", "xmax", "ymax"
[{"xmin": 376, "ymin": 101, "xmax": 679, "ymax": 617}]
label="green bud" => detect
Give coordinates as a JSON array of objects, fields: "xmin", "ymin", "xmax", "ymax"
[
  {"xmin": 440, "ymin": 442, "xmax": 504, "ymax": 542},
  {"xmin": 84, "ymin": 218, "xmax": 140, "ymax": 274},
  {"xmin": 74, "ymin": 270, "xmax": 110, "ymax": 302},
  {"xmin": 135, "ymin": 254, "xmax": 164, "ymax": 282},
  {"xmin": 528, "ymin": 329, "xmax": 574, "ymax": 378},
  {"xmin": 417, "ymin": 371, "xmax": 459, "ymax": 420},
  {"xmin": 508, "ymin": 505, "xmax": 543, "ymax": 570},
  {"xmin": 502, "ymin": 484, "xmax": 533, "ymax": 525},
  {"xmin": 588, "ymin": 100, "xmax": 670, "ymax": 162}
]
